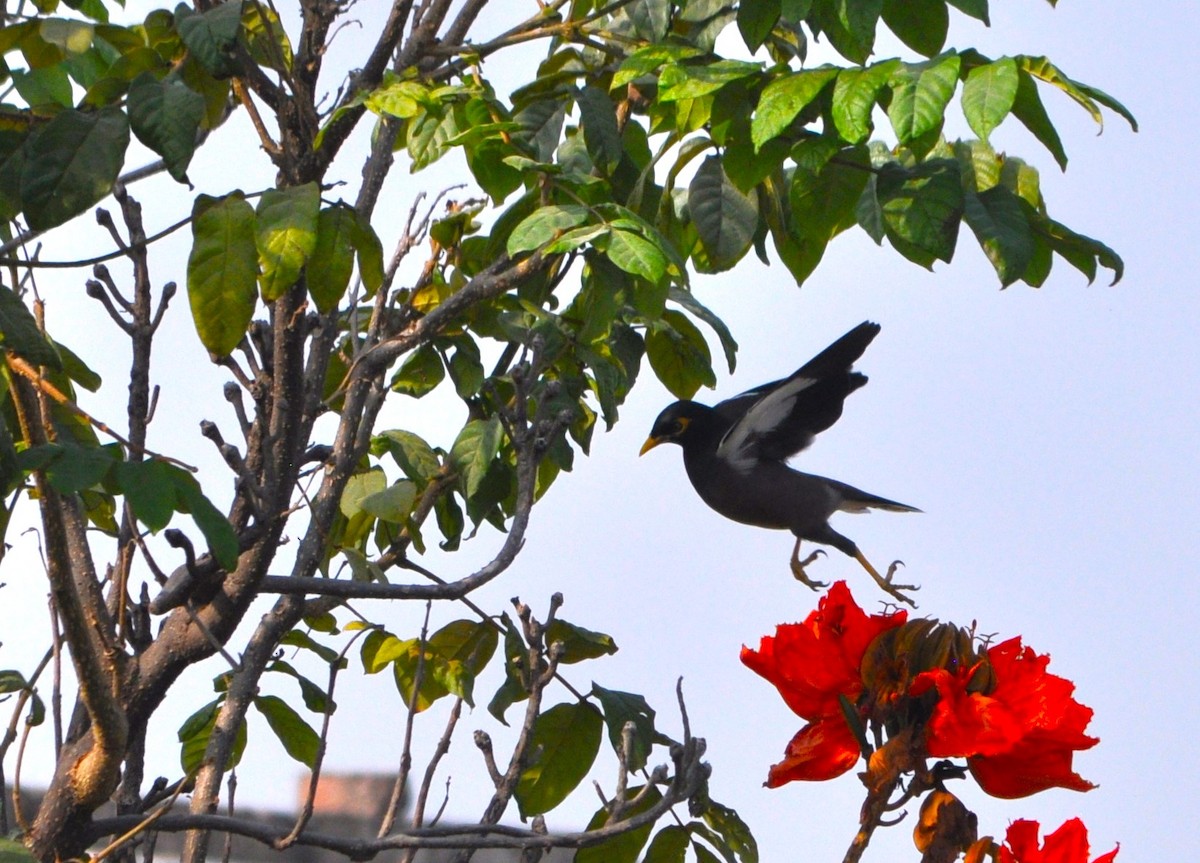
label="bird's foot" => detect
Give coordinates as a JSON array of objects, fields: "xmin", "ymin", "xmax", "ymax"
[
  {"xmin": 854, "ymin": 550, "xmax": 918, "ymax": 608},
  {"xmin": 873, "ymin": 560, "xmax": 919, "ymax": 607},
  {"xmin": 790, "ymin": 549, "xmax": 828, "ymax": 591}
]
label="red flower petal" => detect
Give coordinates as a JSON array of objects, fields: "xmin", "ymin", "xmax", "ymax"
[
  {"xmin": 998, "ymin": 818, "xmax": 1118, "ymax": 863},
  {"xmin": 764, "ymin": 716, "xmax": 861, "ymax": 787},
  {"xmin": 916, "ymin": 638, "xmax": 1098, "ymax": 798},
  {"xmin": 915, "ymin": 667, "xmax": 1024, "ymax": 757},
  {"xmin": 741, "ymin": 581, "xmax": 907, "ymax": 721},
  {"xmin": 970, "ymin": 736, "xmax": 1097, "ymax": 799}
]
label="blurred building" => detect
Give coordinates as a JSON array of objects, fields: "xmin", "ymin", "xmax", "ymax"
[{"xmin": 5, "ymin": 775, "xmax": 571, "ymax": 862}]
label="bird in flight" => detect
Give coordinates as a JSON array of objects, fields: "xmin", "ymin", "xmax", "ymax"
[{"xmin": 640, "ymin": 321, "xmax": 919, "ymax": 606}]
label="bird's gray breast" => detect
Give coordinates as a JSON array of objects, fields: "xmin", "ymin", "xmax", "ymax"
[{"xmin": 682, "ymin": 452, "xmax": 838, "ymax": 533}]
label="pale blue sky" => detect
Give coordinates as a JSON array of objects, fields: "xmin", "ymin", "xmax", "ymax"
[{"xmin": 4, "ymin": 2, "xmax": 1195, "ymax": 861}]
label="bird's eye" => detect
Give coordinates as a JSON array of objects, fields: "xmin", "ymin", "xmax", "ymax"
[{"xmin": 671, "ymin": 417, "xmax": 690, "ymax": 434}]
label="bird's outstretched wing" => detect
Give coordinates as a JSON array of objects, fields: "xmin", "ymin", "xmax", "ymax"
[{"xmin": 716, "ymin": 321, "xmax": 881, "ymax": 466}]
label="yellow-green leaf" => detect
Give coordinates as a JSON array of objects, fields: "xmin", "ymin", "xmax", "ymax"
[
  {"xmin": 187, "ymin": 192, "xmax": 258, "ymax": 357},
  {"xmin": 256, "ymin": 183, "xmax": 319, "ymax": 301}
]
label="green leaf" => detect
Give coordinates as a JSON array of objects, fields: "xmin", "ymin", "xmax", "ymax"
[
  {"xmin": 878, "ymin": 159, "xmax": 964, "ymax": 267},
  {"xmin": 751, "ymin": 67, "xmax": 837, "ymax": 150},
  {"xmin": 947, "ymin": 0, "xmax": 989, "ymax": 24},
  {"xmin": 179, "ymin": 54, "xmax": 232, "ymax": 129},
  {"xmin": 1074, "ymin": 81, "xmax": 1137, "ymax": 132},
  {"xmin": 645, "ymin": 309, "xmax": 715, "ymax": 400},
  {"xmin": 253, "ymin": 694, "xmax": 320, "ymax": 768},
  {"xmin": 612, "ymin": 44, "xmax": 703, "ymax": 90},
  {"xmin": 11, "ymin": 66, "xmax": 73, "ymax": 109},
  {"xmin": 341, "ymin": 547, "xmax": 386, "ymax": 583},
  {"xmin": 688, "ymin": 155, "xmax": 758, "ymax": 272},
  {"xmin": 831, "ymin": 62, "xmax": 894, "ymax": 144},
  {"xmin": 407, "ymin": 102, "xmax": 460, "ymax": 170},
  {"xmin": 881, "ymin": 0, "xmax": 948, "ymax": 57},
  {"xmin": 604, "ymin": 229, "xmax": 667, "ymax": 283},
  {"xmin": 450, "ymin": 417, "xmax": 503, "ymax": 500},
  {"xmin": 179, "ymin": 699, "xmax": 246, "ymax": 774},
  {"xmin": 169, "ymin": 467, "xmax": 239, "ymax": 569},
  {"xmin": 175, "ymin": 1, "xmax": 243, "ymax": 78},
  {"xmin": 127, "ymin": 71, "xmax": 206, "ymax": 182},
  {"xmin": 702, "ymin": 801, "xmax": 759, "ymax": 863},
  {"xmin": 358, "ymin": 480, "xmax": 416, "ymax": 523},
  {"xmin": 886, "ymin": 54, "xmax": 961, "ymax": 144},
  {"xmin": 1010, "ymin": 68, "xmax": 1067, "ymax": 170},
  {"xmin": 737, "ymin": 0, "xmax": 780, "ymax": 52},
  {"xmin": 340, "ymin": 468, "xmax": 387, "ymax": 519},
  {"xmin": 487, "ymin": 616, "xmax": 529, "ymax": 724},
  {"xmin": 789, "ymin": 143, "xmax": 870, "ymax": 242},
  {"xmin": 514, "ymin": 701, "xmax": 603, "ymax": 818},
  {"xmin": 361, "ymin": 630, "xmax": 408, "ymax": 673},
  {"xmin": 45, "ymin": 443, "xmax": 117, "ymax": 493},
  {"xmin": 954, "ymin": 137, "xmax": 1002, "ymax": 193},
  {"xmin": 545, "ymin": 620, "xmax": 618, "ymax": 664},
  {"xmin": 1034, "ymin": 213, "xmax": 1123, "ymax": 285},
  {"xmin": 54, "ymin": 340, "xmax": 101, "ymax": 392},
  {"xmin": 626, "ymin": 0, "xmax": 670, "ymax": 41},
  {"xmin": 962, "ymin": 186, "xmax": 1033, "ymax": 286},
  {"xmin": 512, "ymin": 98, "xmax": 566, "ymax": 162},
  {"xmin": 364, "ymin": 77, "xmax": 426, "ymax": 118},
  {"xmin": 0, "ymin": 283, "xmax": 61, "ymax": 369},
  {"xmin": 466, "ymin": 137, "xmax": 522, "ymax": 203},
  {"xmin": 961, "ymin": 57, "xmax": 1018, "ymax": 142},
  {"xmin": 186, "ymin": 192, "xmax": 258, "ymax": 357},
  {"xmin": 507, "ymin": 204, "xmax": 591, "ymax": 256},
  {"xmin": 307, "ymin": 204, "xmax": 357, "ymax": 313},
  {"xmin": 667, "ymin": 286, "xmax": 737, "ymax": 373},
  {"xmin": 390, "ymin": 344, "xmax": 445, "ymax": 398},
  {"xmin": 256, "ymin": 183, "xmax": 320, "ymax": 301},
  {"xmin": 391, "ymin": 639, "xmax": 454, "ymax": 712},
  {"xmin": 1016, "ymin": 55, "xmax": 1103, "ymax": 128},
  {"xmin": 350, "ymin": 212, "xmax": 384, "ymax": 297},
  {"xmin": 643, "ymin": 826, "xmax": 690, "ymax": 863},
  {"xmin": 592, "ymin": 684, "xmax": 655, "ymax": 772},
  {"xmin": 242, "ymin": 1, "xmax": 293, "ymax": 73},
  {"xmin": 267, "ymin": 660, "xmax": 333, "ymax": 714},
  {"xmin": 998, "ymin": 155, "xmax": 1042, "ymax": 208},
  {"xmin": 280, "ymin": 630, "xmax": 343, "ymax": 666},
  {"xmin": 20, "ymin": 107, "xmax": 129, "ymax": 231},
  {"xmin": 578, "ymin": 85, "xmax": 622, "ymax": 174},
  {"xmin": 576, "ymin": 785, "xmax": 663, "ymax": 863},
  {"xmin": 434, "ymin": 492, "xmax": 464, "ymax": 551},
  {"xmin": 816, "ymin": 0, "xmax": 882, "ymax": 64},
  {"xmin": 0, "ymin": 670, "xmax": 27, "ymax": 693},
  {"xmin": 427, "ymin": 619, "xmax": 499, "ymax": 708},
  {"xmin": 374, "ymin": 429, "xmax": 441, "ymax": 483},
  {"xmin": 446, "ymin": 337, "xmax": 484, "ymax": 399},
  {"xmin": 116, "ymin": 458, "xmax": 176, "ymax": 532},
  {"xmin": 657, "ymin": 60, "xmax": 761, "ymax": 102}
]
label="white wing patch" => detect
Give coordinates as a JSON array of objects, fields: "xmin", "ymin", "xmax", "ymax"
[{"xmin": 717, "ymin": 374, "xmax": 818, "ymax": 467}]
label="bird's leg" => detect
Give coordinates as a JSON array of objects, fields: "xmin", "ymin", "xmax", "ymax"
[
  {"xmin": 853, "ymin": 549, "xmax": 918, "ymax": 608},
  {"xmin": 790, "ymin": 538, "xmax": 828, "ymax": 590}
]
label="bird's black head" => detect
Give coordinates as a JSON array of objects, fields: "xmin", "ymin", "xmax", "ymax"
[{"xmin": 639, "ymin": 401, "xmax": 713, "ymax": 455}]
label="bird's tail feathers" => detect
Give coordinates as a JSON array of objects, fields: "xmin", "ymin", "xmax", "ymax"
[{"xmin": 826, "ymin": 479, "xmax": 921, "ymax": 514}]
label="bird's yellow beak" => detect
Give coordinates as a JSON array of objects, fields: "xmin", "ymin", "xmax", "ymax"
[{"xmin": 639, "ymin": 436, "xmax": 662, "ymax": 456}]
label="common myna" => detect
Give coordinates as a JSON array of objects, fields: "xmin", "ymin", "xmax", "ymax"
[{"xmin": 640, "ymin": 321, "xmax": 919, "ymax": 606}]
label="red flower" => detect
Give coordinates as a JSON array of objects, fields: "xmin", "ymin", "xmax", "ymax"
[
  {"xmin": 741, "ymin": 581, "xmax": 906, "ymax": 783},
  {"xmin": 764, "ymin": 717, "xmax": 861, "ymax": 787},
  {"xmin": 913, "ymin": 637, "xmax": 1098, "ymax": 798},
  {"xmin": 999, "ymin": 819, "xmax": 1118, "ymax": 863}
]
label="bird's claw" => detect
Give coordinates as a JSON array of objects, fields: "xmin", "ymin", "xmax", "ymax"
[
  {"xmin": 790, "ymin": 549, "xmax": 828, "ymax": 591},
  {"xmin": 883, "ymin": 560, "xmax": 919, "ymax": 591},
  {"xmin": 870, "ymin": 559, "xmax": 919, "ymax": 607}
]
